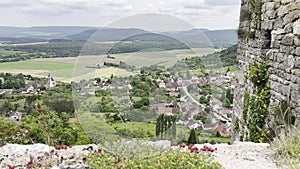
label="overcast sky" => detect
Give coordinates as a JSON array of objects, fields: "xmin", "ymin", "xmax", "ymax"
[{"xmin": 0, "ymin": 0, "xmax": 241, "ymax": 30}]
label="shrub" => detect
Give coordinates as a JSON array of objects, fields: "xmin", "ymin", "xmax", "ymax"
[
  {"xmin": 188, "ymin": 129, "xmax": 197, "ymax": 145},
  {"xmin": 241, "ymin": 59, "xmax": 270, "ymax": 143},
  {"xmin": 240, "ymin": 9, "xmax": 252, "ymax": 21},
  {"xmin": 0, "ymin": 117, "xmax": 17, "ymax": 144},
  {"xmin": 88, "ymin": 146, "xmax": 222, "ymax": 169}
]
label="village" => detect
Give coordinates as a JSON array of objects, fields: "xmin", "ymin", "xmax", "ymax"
[
  {"xmin": 0, "ymin": 63, "xmax": 235, "ymax": 140},
  {"xmin": 74, "ymin": 67, "xmax": 235, "ymax": 138}
]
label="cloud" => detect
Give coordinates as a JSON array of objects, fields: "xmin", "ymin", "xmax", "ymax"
[
  {"xmin": 157, "ymin": 2, "xmax": 174, "ymax": 13},
  {"xmin": 103, "ymin": 0, "xmax": 128, "ymax": 7},
  {"xmin": 0, "ymin": 0, "xmax": 241, "ymax": 30},
  {"xmin": 182, "ymin": 1, "xmax": 208, "ymax": 10},
  {"xmin": 203, "ymin": 0, "xmax": 240, "ymax": 6},
  {"xmin": 174, "ymin": 8, "xmax": 203, "ymax": 16},
  {"xmin": 0, "ymin": 0, "xmax": 32, "ymax": 8}
]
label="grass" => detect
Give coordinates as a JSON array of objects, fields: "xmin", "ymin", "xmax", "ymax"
[
  {"xmin": 36, "ymin": 69, "xmax": 75, "ymax": 79},
  {"xmin": 270, "ymin": 100, "xmax": 300, "ymax": 169},
  {"xmin": 271, "ymin": 126, "xmax": 300, "ymax": 169},
  {"xmin": 107, "ymin": 51, "xmax": 180, "ymax": 69},
  {"xmin": 69, "ymin": 67, "xmax": 135, "ymax": 83},
  {"xmin": 207, "ymin": 137, "xmax": 231, "ymax": 144},
  {"xmin": 106, "ymin": 48, "xmax": 216, "ymax": 69},
  {"xmin": 0, "ymin": 49, "xmax": 21, "ymax": 55},
  {"xmin": 0, "ymin": 60, "xmax": 74, "ymax": 70},
  {"xmin": 0, "ymin": 60, "xmax": 75, "ymax": 81},
  {"xmin": 112, "ymin": 121, "xmax": 156, "ymax": 138}
]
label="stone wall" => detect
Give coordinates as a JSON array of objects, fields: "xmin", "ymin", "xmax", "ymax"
[{"xmin": 233, "ymin": 0, "xmax": 300, "ymax": 141}]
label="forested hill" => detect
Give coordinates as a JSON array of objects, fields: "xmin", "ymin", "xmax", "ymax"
[{"xmin": 217, "ymin": 44, "xmax": 237, "ymax": 67}]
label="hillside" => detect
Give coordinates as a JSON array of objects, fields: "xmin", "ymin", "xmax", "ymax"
[{"xmin": 68, "ymin": 28, "xmax": 238, "ymax": 47}]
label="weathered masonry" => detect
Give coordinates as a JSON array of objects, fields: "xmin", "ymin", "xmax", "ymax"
[{"xmin": 233, "ymin": 0, "xmax": 300, "ymax": 141}]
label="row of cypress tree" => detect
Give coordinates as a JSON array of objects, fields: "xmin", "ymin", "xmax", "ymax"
[{"xmin": 155, "ymin": 113, "xmax": 177, "ymax": 138}]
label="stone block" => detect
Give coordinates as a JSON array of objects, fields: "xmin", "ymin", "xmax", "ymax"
[
  {"xmin": 273, "ymin": 18, "xmax": 284, "ymax": 29},
  {"xmin": 284, "ymin": 23, "xmax": 293, "ymax": 33},
  {"xmin": 277, "ymin": 5, "xmax": 289, "ymax": 16},
  {"xmin": 288, "ymin": 10, "xmax": 300, "ymax": 22},
  {"xmin": 281, "ymin": 34, "xmax": 295, "ymax": 45},
  {"xmin": 288, "ymin": 3, "xmax": 300, "ymax": 11},
  {"xmin": 294, "ymin": 20, "xmax": 300, "ymax": 35},
  {"xmin": 281, "ymin": 0, "xmax": 293, "ymax": 5},
  {"xmin": 282, "ymin": 10, "xmax": 300, "ymax": 25},
  {"xmin": 286, "ymin": 55, "xmax": 296, "ymax": 68},
  {"xmin": 291, "ymin": 69, "xmax": 300, "ymax": 76},
  {"xmin": 296, "ymin": 47, "xmax": 300, "ymax": 56},
  {"xmin": 294, "ymin": 35, "xmax": 300, "ymax": 46},
  {"xmin": 295, "ymin": 57, "xmax": 300, "ymax": 68},
  {"xmin": 261, "ymin": 20, "xmax": 274, "ymax": 30},
  {"xmin": 262, "ymin": 2, "xmax": 275, "ymax": 12},
  {"xmin": 274, "ymin": 1, "xmax": 281, "ymax": 9},
  {"xmin": 270, "ymin": 89, "xmax": 286, "ymax": 100},
  {"xmin": 270, "ymin": 74, "xmax": 290, "ymax": 84}
]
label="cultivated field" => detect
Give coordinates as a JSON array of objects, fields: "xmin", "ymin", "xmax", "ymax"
[
  {"xmin": 0, "ymin": 48, "xmax": 216, "ymax": 82},
  {"xmin": 0, "ymin": 49, "xmax": 22, "ymax": 55}
]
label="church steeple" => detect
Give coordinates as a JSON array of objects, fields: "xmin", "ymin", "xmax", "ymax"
[{"xmin": 46, "ymin": 73, "xmax": 56, "ymax": 88}]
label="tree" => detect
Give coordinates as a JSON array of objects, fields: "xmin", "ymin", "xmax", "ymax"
[
  {"xmin": 43, "ymin": 92, "xmax": 75, "ymax": 115},
  {"xmin": 171, "ymin": 115, "xmax": 177, "ymax": 138},
  {"xmin": 24, "ymin": 95, "xmax": 38, "ymax": 114},
  {"xmin": 226, "ymin": 88, "xmax": 234, "ymax": 104},
  {"xmin": 0, "ymin": 101, "xmax": 13, "ymax": 116},
  {"xmin": 95, "ymin": 77, "xmax": 101, "ymax": 84},
  {"xmin": 224, "ymin": 98, "xmax": 231, "ymax": 108},
  {"xmin": 188, "ymin": 129, "xmax": 197, "ymax": 145},
  {"xmin": 220, "ymin": 91, "xmax": 226, "ymax": 102},
  {"xmin": 194, "ymin": 115, "xmax": 207, "ymax": 123},
  {"xmin": 199, "ymin": 95, "xmax": 208, "ymax": 104},
  {"xmin": 156, "ymin": 115, "xmax": 162, "ymax": 137},
  {"xmin": 156, "ymin": 114, "xmax": 177, "ymax": 139}
]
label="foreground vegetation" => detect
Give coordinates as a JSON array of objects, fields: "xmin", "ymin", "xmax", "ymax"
[
  {"xmin": 271, "ymin": 101, "xmax": 300, "ymax": 169},
  {"xmin": 88, "ymin": 142, "xmax": 222, "ymax": 169}
]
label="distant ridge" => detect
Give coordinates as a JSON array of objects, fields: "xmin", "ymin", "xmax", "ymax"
[
  {"xmin": 0, "ymin": 26, "xmax": 97, "ymax": 39},
  {"xmin": 67, "ymin": 28, "xmax": 237, "ymax": 47},
  {"xmin": 0, "ymin": 26, "xmax": 237, "ymax": 47}
]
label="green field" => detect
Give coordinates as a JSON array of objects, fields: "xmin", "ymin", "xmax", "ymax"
[
  {"xmin": 105, "ymin": 48, "xmax": 216, "ymax": 68},
  {"xmin": 0, "ymin": 60, "xmax": 74, "ymax": 81},
  {"xmin": 0, "ymin": 49, "xmax": 22, "ymax": 55},
  {"xmin": 0, "ymin": 48, "xmax": 216, "ymax": 82},
  {"xmin": 0, "ymin": 61, "xmax": 74, "ymax": 70}
]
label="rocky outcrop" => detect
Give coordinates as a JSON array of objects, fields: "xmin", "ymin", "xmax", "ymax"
[{"xmin": 0, "ymin": 144, "xmax": 98, "ymax": 169}]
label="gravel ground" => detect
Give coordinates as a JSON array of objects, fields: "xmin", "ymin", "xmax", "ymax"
[{"xmin": 194, "ymin": 142, "xmax": 280, "ymax": 169}]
